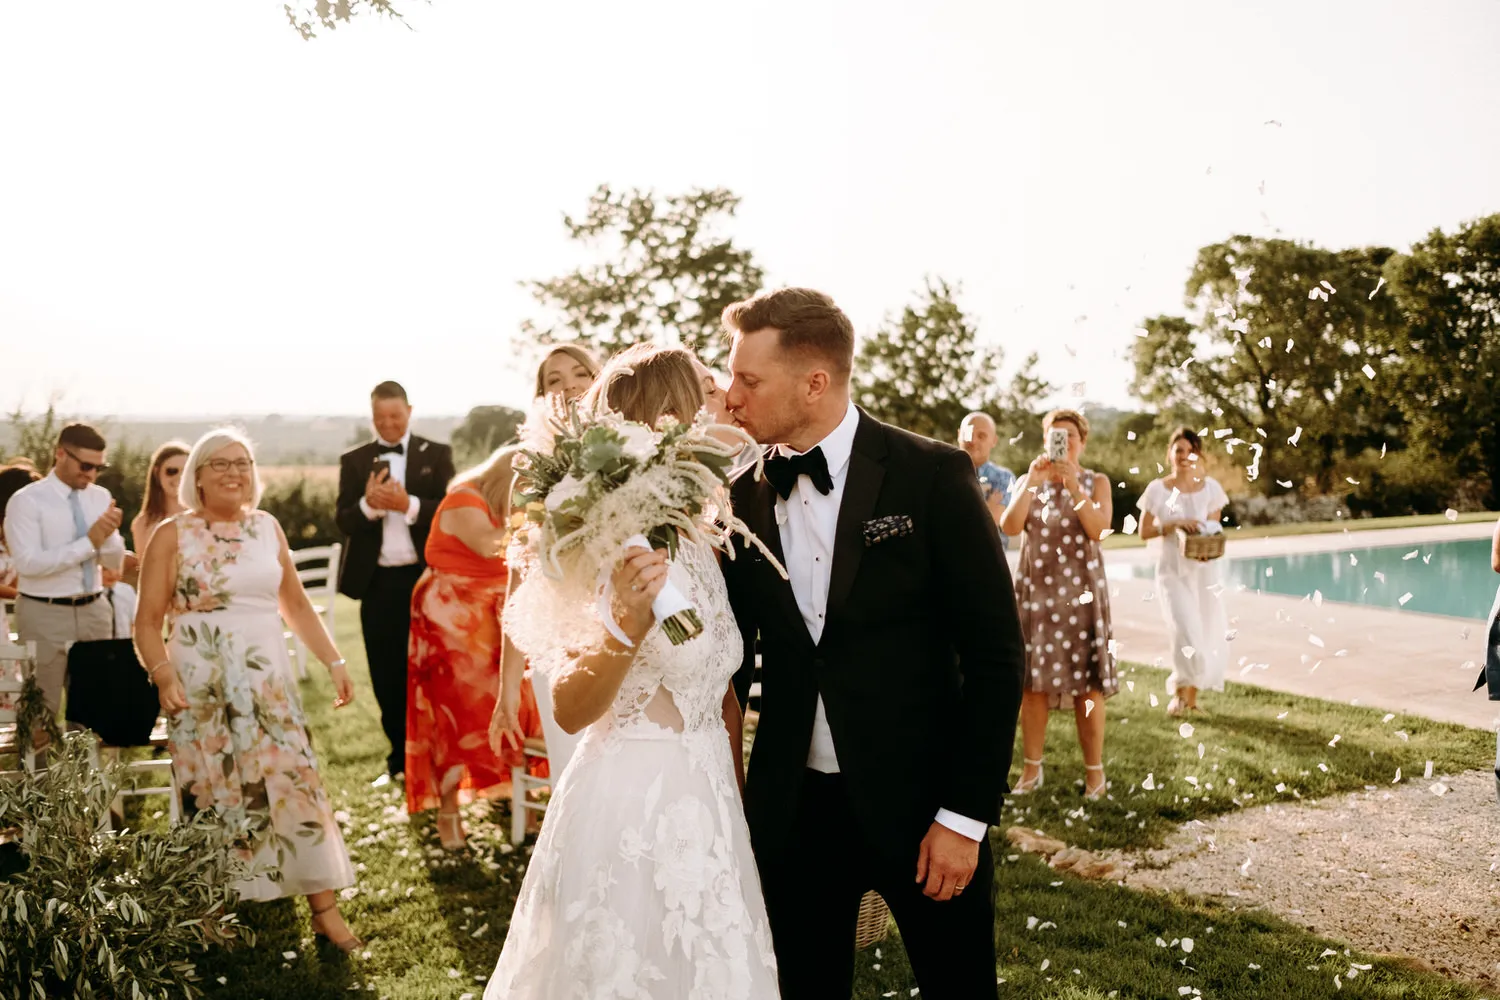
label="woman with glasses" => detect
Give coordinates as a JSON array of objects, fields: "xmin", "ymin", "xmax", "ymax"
[
  {"xmin": 130, "ymin": 441, "xmax": 189, "ymax": 554},
  {"xmin": 134, "ymin": 428, "xmax": 362, "ymax": 951}
]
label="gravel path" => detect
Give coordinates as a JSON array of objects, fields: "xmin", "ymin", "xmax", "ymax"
[{"xmin": 1111, "ymin": 769, "xmax": 1500, "ymax": 989}]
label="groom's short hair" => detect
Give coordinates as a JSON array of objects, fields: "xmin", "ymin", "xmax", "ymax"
[{"xmin": 723, "ymin": 288, "xmax": 854, "ymax": 379}]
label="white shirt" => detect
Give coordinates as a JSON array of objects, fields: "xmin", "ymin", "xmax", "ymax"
[
  {"xmin": 3, "ymin": 471, "xmax": 126, "ymax": 598},
  {"xmin": 357, "ymin": 431, "xmax": 423, "ymax": 567},
  {"xmin": 776, "ymin": 402, "xmax": 986, "ymax": 842}
]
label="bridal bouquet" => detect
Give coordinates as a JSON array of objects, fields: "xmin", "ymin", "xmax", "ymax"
[{"xmin": 510, "ymin": 399, "xmax": 783, "ymax": 646}]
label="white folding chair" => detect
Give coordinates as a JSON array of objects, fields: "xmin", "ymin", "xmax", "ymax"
[
  {"xmin": 510, "ymin": 738, "xmax": 552, "ymax": 845},
  {"xmin": 93, "ymin": 718, "xmax": 181, "ymax": 826},
  {"xmin": 0, "ymin": 640, "xmax": 40, "ymax": 777},
  {"xmin": 286, "ymin": 543, "xmax": 342, "ymax": 679}
]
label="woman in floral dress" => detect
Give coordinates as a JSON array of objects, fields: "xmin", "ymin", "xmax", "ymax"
[
  {"xmin": 999, "ymin": 408, "xmax": 1117, "ymax": 799},
  {"xmin": 134, "ymin": 428, "xmax": 361, "ymax": 951}
]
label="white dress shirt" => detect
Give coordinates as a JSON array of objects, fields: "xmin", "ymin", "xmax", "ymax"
[
  {"xmin": 357, "ymin": 431, "xmax": 423, "ymax": 567},
  {"xmin": 3, "ymin": 471, "xmax": 126, "ymax": 598},
  {"xmin": 775, "ymin": 403, "xmax": 987, "ymax": 843}
]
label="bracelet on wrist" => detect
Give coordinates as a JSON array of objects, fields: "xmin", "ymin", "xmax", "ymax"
[
  {"xmin": 147, "ymin": 660, "xmax": 171, "ymax": 681},
  {"xmin": 328, "ymin": 658, "xmax": 347, "ymax": 670}
]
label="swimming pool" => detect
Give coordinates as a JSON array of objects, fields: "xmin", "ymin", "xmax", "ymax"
[{"xmin": 1130, "ymin": 538, "xmax": 1496, "ymax": 621}]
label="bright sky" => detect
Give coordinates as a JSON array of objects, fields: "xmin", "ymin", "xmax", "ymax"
[{"xmin": 3, "ymin": 0, "xmax": 1498, "ymax": 419}]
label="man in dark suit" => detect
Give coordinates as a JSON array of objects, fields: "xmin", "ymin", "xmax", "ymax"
[
  {"xmin": 336, "ymin": 380, "xmax": 455, "ymax": 780},
  {"xmin": 720, "ymin": 288, "xmax": 1025, "ymax": 1000}
]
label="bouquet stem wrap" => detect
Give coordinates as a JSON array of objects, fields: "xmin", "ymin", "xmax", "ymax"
[{"xmin": 598, "ymin": 534, "xmax": 704, "ymax": 647}]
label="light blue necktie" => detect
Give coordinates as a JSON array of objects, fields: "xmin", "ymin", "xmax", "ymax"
[{"xmin": 69, "ymin": 489, "xmax": 97, "ymax": 593}]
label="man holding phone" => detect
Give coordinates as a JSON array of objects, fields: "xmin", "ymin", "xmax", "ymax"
[
  {"xmin": 336, "ymin": 381, "xmax": 455, "ymax": 782},
  {"xmin": 3, "ymin": 423, "xmax": 126, "ymax": 724}
]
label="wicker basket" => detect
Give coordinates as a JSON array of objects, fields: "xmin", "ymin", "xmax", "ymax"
[
  {"xmin": 855, "ymin": 891, "xmax": 891, "ymax": 950},
  {"xmin": 1177, "ymin": 529, "xmax": 1225, "ymax": 561}
]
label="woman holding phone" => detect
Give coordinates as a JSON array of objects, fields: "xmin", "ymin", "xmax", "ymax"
[{"xmin": 999, "ymin": 408, "xmax": 1115, "ymax": 799}]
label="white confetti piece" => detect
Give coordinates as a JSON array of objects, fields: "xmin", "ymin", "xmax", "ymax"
[
  {"xmin": 448, "ymin": 968, "xmax": 462, "ymax": 979},
  {"xmin": 1182, "ymin": 938, "xmax": 1195, "ymax": 953},
  {"xmin": 1445, "ymin": 507, "xmax": 1458, "ymax": 521},
  {"xmin": 1142, "ymin": 773, "xmax": 1156, "ymax": 790},
  {"xmin": 1345, "ymin": 476, "xmax": 1360, "ymax": 485},
  {"xmin": 1133, "ymin": 327, "xmax": 1149, "ymax": 338},
  {"xmin": 1249, "ymin": 963, "xmax": 1261, "ymax": 970},
  {"xmin": 1275, "ymin": 782, "xmax": 1287, "ymax": 792},
  {"xmin": 1393, "ymin": 768, "xmax": 1401, "ymax": 783},
  {"xmin": 1402, "ymin": 549, "xmax": 1419, "ymax": 560},
  {"xmin": 1361, "ymin": 363, "xmax": 1376, "ymax": 379},
  {"xmin": 1369, "ymin": 276, "xmax": 1385, "ymax": 299},
  {"xmin": 1328, "ymin": 734, "xmax": 1341, "ymax": 747},
  {"xmin": 1181, "ymin": 645, "xmax": 1196, "ymax": 660},
  {"xmin": 1085, "ymin": 699, "xmax": 1094, "ymax": 717},
  {"xmin": 1287, "ymin": 426, "xmax": 1302, "ymax": 446},
  {"xmin": 1349, "ymin": 553, "xmax": 1358, "ymax": 566},
  {"xmin": 1398, "ymin": 593, "xmax": 1412, "ymax": 606},
  {"xmin": 1276, "ymin": 479, "xmax": 1292, "ymax": 488},
  {"xmin": 1150, "ymin": 693, "xmax": 1160, "ymax": 708},
  {"xmin": 1308, "ymin": 634, "xmax": 1325, "ymax": 648},
  {"xmin": 1122, "ymin": 514, "xmax": 1138, "ymax": 535},
  {"xmin": 1313, "ymin": 590, "xmax": 1323, "ymax": 607},
  {"xmin": 1374, "ymin": 570, "xmax": 1386, "ymax": 582},
  {"xmin": 1430, "ymin": 782, "xmax": 1449, "ymax": 796},
  {"xmin": 282, "ymin": 951, "xmax": 298, "ymax": 961},
  {"xmin": 1423, "ymin": 760, "xmax": 1434, "ymax": 779},
  {"xmin": 1178, "ymin": 722, "xmax": 1195, "ymax": 739}
]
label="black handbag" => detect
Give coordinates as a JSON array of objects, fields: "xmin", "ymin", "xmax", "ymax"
[{"xmin": 64, "ymin": 594, "xmax": 162, "ymax": 747}]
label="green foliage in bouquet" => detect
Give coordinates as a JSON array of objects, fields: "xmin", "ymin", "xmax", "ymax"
[{"xmin": 0, "ymin": 734, "xmax": 254, "ymax": 1000}]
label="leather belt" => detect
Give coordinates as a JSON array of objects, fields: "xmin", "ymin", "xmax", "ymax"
[{"xmin": 19, "ymin": 592, "xmax": 104, "ymax": 607}]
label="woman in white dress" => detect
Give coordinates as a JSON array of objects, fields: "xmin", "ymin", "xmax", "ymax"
[
  {"xmin": 1136, "ymin": 427, "xmax": 1230, "ymax": 715},
  {"xmin": 485, "ymin": 345, "xmax": 779, "ymax": 1000}
]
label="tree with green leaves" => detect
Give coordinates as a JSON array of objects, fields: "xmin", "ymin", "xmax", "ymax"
[
  {"xmin": 520, "ymin": 185, "xmax": 764, "ymax": 370},
  {"xmin": 852, "ymin": 277, "xmax": 1049, "ymax": 442},
  {"xmin": 1385, "ymin": 213, "xmax": 1500, "ymax": 507},
  {"xmin": 1129, "ymin": 236, "xmax": 1403, "ymax": 493},
  {"xmin": 451, "ymin": 404, "xmax": 527, "ymax": 470}
]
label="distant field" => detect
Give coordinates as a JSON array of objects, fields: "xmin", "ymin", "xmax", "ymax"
[{"xmin": 260, "ymin": 464, "xmax": 339, "ymax": 486}]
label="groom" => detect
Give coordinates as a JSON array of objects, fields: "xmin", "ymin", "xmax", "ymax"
[{"xmin": 721, "ymin": 288, "xmax": 1025, "ymax": 999}]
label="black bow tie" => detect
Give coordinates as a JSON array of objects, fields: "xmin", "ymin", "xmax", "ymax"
[
  {"xmin": 764, "ymin": 446, "xmax": 833, "ymax": 500},
  {"xmin": 376, "ymin": 442, "xmax": 404, "ymax": 456}
]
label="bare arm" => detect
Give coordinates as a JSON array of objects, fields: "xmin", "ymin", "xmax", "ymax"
[
  {"xmin": 722, "ymin": 682, "xmax": 745, "ymax": 794},
  {"xmin": 1492, "ymin": 519, "xmax": 1500, "ymax": 574},
  {"xmin": 438, "ymin": 505, "xmax": 508, "ymax": 560},
  {"xmin": 551, "ymin": 548, "xmax": 668, "ymax": 735},
  {"xmin": 489, "ymin": 569, "xmax": 530, "ymax": 755},
  {"xmin": 133, "ymin": 520, "xmax": 187, "ymax": 714},
  {"xmin": 998, "ymin": 473, "xmax": 1035, "ymax": 537}
]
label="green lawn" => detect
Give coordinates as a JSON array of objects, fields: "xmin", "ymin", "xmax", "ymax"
[
  {"xmin": 185, "ymin": 604, "xmax": 1495, "ymax": 1000},
  {"xmin": 1101, "ymin": 510, "xmax": 1497, "ymax": 549}
]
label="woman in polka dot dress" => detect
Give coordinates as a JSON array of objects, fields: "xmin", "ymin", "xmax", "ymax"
[{"xmin": 999, "ymin": 409, "xmax": 1117, "ymax": 800}]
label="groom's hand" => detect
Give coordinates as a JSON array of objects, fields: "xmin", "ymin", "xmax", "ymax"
[{"xmin": 915, "ymin": 823, "xmax": 979, "ymax": 902}]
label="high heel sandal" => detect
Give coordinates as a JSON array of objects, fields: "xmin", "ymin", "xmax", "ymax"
[
  {"xmin": 311, "ymin": 902, "xmax": 365, "ymax": 954},
  {"xmin": 1012, "ymin": 758, "xmax": 1045, "ymax": 794},
  {"xmin": 436, "ymin": 810, "xmax": 467, "ymax": 851},
  {"xmin": 1083, "ymin": 763, "xmax": 1107, "ymax": 800}
]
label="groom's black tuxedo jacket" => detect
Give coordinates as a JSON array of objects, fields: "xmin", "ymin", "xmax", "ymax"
[
  {"xmin": 724, "ymin": 409, "xmax": 1026, "ymax": 868},
  {"xmin": 334, "ymin": 435, "xmax": 454, "ymax": 600}
]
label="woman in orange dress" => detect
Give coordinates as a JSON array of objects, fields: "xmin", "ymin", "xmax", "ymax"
[{"xmin": 406, "ymin": 447, "xmax": 543, "ymax": 849}]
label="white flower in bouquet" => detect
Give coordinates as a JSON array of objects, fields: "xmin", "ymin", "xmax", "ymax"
[
  {"xmin": 508, "ymin": 399, "xmax": 785, "ymax": 649},
  {"xmin": 544, "ymin": 472, "xmax": 590, "ymax": 513}
]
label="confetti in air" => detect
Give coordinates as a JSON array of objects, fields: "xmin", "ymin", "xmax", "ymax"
[
  {"xmin": 1287, "ymin": 426, "xmax": 1303, "ymax": 446},
  {"xmin": 1361, "ymin": 364, "xmax": 1376, "ymax": 379},
  {"xmin": 1369, "ymin": 276, "xmax": 1386, "ymax": 299}
]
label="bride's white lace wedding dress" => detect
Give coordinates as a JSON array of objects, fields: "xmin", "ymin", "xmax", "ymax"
[{"xmin": 485, "ymin": 540, "xmax": 780, "ymax": 999}]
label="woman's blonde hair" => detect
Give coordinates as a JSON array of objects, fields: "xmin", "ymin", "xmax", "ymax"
[
  {"xmin": 581, "ymin": 343, "xmax": 705, "ymax": 427},
  {"xmin": 534, "ymin": 344, "xmax": 602, "ymax": 399},
  {"xmin": 450, "ymin": 446, "xmax": 517, "ymax": 518},
  {"xmin": 179, "ymin": 428, "xmax": 264, "ymax": 512},
  {"xmin": 1042, "ymin": 408, "xmax": 1090, "ymax": 442}
]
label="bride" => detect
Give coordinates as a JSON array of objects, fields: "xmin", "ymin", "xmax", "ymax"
[{"xmin": 485, "ymin": 343, "xmax": 780, "ymax": 999}]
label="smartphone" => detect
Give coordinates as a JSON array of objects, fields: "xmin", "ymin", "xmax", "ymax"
[
  {"xmin": 1046, "ymin": 427, "xmax": 1070, "ymax": 462},
  {"xmin": 371, "ymin": 458, "xmax": 391, "ymax": 481}
]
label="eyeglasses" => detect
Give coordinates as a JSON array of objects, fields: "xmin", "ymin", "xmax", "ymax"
[
  {"xmin": 202, "ymin": 458, "xmax": 255, "ymax": 474},
  {"xmin": 63, "ymin": 449, "xmax": 109, "ymax": 473}
]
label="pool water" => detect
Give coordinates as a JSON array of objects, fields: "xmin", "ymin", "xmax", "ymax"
[{"xmin": 1132, "ymin": 538, "xmax": 1497, "ymax": 621}]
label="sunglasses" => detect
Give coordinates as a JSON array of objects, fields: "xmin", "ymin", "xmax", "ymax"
[
  {"xmin": 63, "ymin": 449, "xmax": 109, "ymax": 473},
  {"xmin": 163, "ymin": 467, "xmax": 184, "ymax": 478}
]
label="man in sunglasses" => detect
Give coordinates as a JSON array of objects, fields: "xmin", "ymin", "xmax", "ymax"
[{"xmin": 2, "ymin": 422, "xmax": 125, "ymax": 724}]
